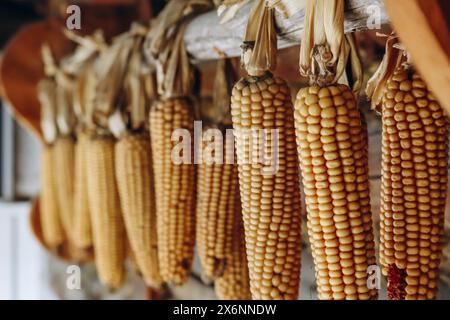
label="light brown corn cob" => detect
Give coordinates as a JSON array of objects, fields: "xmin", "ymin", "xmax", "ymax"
[
  {"xmin": 215, "ymin": 196, "xmax": 251, "ymax": 300},
  {"xmin": 380, "ymin": 67, "xmax": 449, "ymax": 300},
  {"xmin": 149, "ymin": 98, "xmax": 196, "ymax": 285},
  {"xmin": 40, "ymin": 145, "xmax": 65, "ymax": 249},
  {"xmin": 230, "ymin": 74, "xmax": 302, "ymax": 300},
  {"xmin": 115, "ymin": 133, "xmax": 163, "ymax": 289},
  {"xmin": 54, "ymin": 136, "xmax": 76, "ymax": 242},
  {"xmin": 294, "ymin": 84, "xmax": 377, "ymax": 300},
  {"xmin": 86, "ymin": 135, "xmax": 126, "ymax": 289},
  {"xmin": 73, "ymin": 132, "xmax": 92, "ymax": 250},
  {"xmin": 196, "ymin": 135, "xmax": 239, "ymax": 280}
]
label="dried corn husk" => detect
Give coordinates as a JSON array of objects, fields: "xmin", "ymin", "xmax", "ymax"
[
  {"xmin": 299, "ymin": 0, "xmax": 362, "ymax": 92},
  {"xmin": 365, "ymin": 34, "xmax": 404, "ymax": 112}
]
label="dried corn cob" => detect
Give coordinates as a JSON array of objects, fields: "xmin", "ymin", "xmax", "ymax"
[
  {"xmin": 72, "ymin": 132, "xmax": 92, "ymax": 250},
  {"xmin": 379, "ymin": 67, "xmax": 449, "ymax": 300},
  {"xmin": 149, "ymin": 98, "xmax": 196, "ymax": 285},
  {"xmin": 86, "ymin": 135, "xmax": 126, "ymax": 289},
  {"xmin": 54, "ymin": 136, "xmax": 76, "ymax": 242},
  {"xmin": 231, "ymin": 75, "xmax": 302, "ymax": 300},
  {"xmin": 230, "ymin": 0, "xmax": 302, "ymax": 300},
  {"xmin": 115, "ymin": 133, "xmax": 163, "ymax": 288},
  {"xmin": 196, "ymin": 148, "xmax": 239, "ymax": 280},
  {"xmin": 215, "ymin": 194, "xmax": 251, "ymax": 300},
  {"xmin": 40, "ymin": 145, "xmax": 65, "ymax": 249},
  {"xmin": 294, "ymin": 84, "xmax": 377, "ymax": 300}
]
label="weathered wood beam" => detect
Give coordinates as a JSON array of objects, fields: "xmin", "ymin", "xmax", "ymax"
[{"xmin": 185, "ymin": 0, "xmax": 389, "ymax": 61}]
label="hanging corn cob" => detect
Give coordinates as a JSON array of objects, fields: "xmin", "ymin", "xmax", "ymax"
[
  {"xmin": 51, "ymin": 62, "xmax": 77, "ymax": 246},
  {"xmin": 86, "ymin": 134, "xmax": 126, "ymax": 289},
  {"xmin": 294, "ymin": 0, "xmax": 376, "ymax": 300},
  {"xmin": 367, "ymin": 35, "xmax": 449, "ymax": 300},
  {"xmin": 37, "ymin": 77, "xmax": 65, "ymax": 250},
  {"xmin": 215, "ymin": 203, "xmax": 251, "ymax": 300},
  {"xmin": 146, "ymin": 0, "xmax": 212, "ymax": 285},
  {"xmin": 81, "ymin": 32, "xmax": 139, "ymax": 289},
  {"xmin": 111, "ymin": 26, "xmax": 163, "ymax": 289},
  {"xmin": 230, "ymin": 0, "xmax": 302, "ymax": 300},
  {"xmin": 196, "ymin": 59, "xmax": 240, "ymax": 281},
  {"xmin": 71, "ymin": 32, "xmax": 107, "ymax": 254}
]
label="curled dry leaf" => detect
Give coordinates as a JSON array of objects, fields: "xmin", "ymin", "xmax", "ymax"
[
  {"xmin": 299, "ymin": 0, "xmax": 362, "ymax": 92},
  {"xmin": 242, "ymin": 0, "xmax": 277, "ymax": 77},
  {"xmin": 365, "ymin": 34, "xmax": 404, "ymax": 112}
]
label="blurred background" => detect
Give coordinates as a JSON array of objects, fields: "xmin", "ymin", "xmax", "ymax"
[{"xmin": 0, "ymin": 0, "xmax": 449, "ymax": 300}]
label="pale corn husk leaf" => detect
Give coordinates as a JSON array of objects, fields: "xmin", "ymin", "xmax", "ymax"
[
  {"xmin": 61, "ymin": 30, "xmax": 106, "ymax": 76},
  {"xmin": 155, "ymin": 21, "xmax": 196, "ymax": 98},
  {"xmin": 242, "ymin": 0, "xmax": 277, "ymax": 76},
  {"xmin": 146, "ymin": 0, "xmax": 212, "ymax": 98},
  {"xmin": 366, "ymin": 35, "xmax": 403, "ymax": 112},
  {"xmin": 37, "ymin": 78, "xmax": 58, "ymax": 144},
  {"xmin": 94, "ymin": 37, "xmax": 134, "ymax": 118},
  {"xmin": 55, "ymin": 76, "xmax": 76, "ymax": 136},
  {"xmin": 213, "ymin": 58, "xmax": 236, "ymax": 126},
  {"xmin": 217, "ymin": 0, "xmax": 250, "ymax": 24},
  {"xmin": 73, "ymin": 57, "xmax": 97, "ymax": 128},
  {"xmin": 148, "ymin": 0, "xmax": 213, "ymax": 58},
  {"xmin": 41, "ymin": 43, "xmax": 58, "ymax": 77},
  {"xmin": 299, "ymin": 0, "xmax": 362, "ymax": 92}
]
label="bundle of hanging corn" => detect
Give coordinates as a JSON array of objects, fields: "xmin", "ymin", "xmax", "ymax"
[
  {"xmin": 295, "ymin": 0, "xmax": 377, "ymax": 300},
  {"xmin": 108, "ymin": 23, "xmax": 164, "ymax": 290},
  {"xmin": 366, "ymin": 35, "xmax": 449, "ymax": 300},
  {"xmin": 230, "ymin": 0, "xmax": 302, "ymax": 300},
  {"xmin": 145, "ymin": 0, "xmax": 213, "ymax": 286},
  {"xmin": 76, "ymin": 29, "xmax": 152, "ymax": 289},
  {"xmin": 195, "ymin": 58, "xmax": 251, "ymax": 299}
]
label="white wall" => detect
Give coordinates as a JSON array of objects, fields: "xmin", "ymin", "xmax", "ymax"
[{"xmin": 0, "ymin": 202, "xmax": 55, "ymax": 299}]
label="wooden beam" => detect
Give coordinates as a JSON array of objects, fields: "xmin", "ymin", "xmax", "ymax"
[
  {"xmin": 185, "ymin": 0, "xmax": 389, "ymax": 61},
  {"xmin": 384, "ymin": 0, "xmax": 450, "ymax": 114}
]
